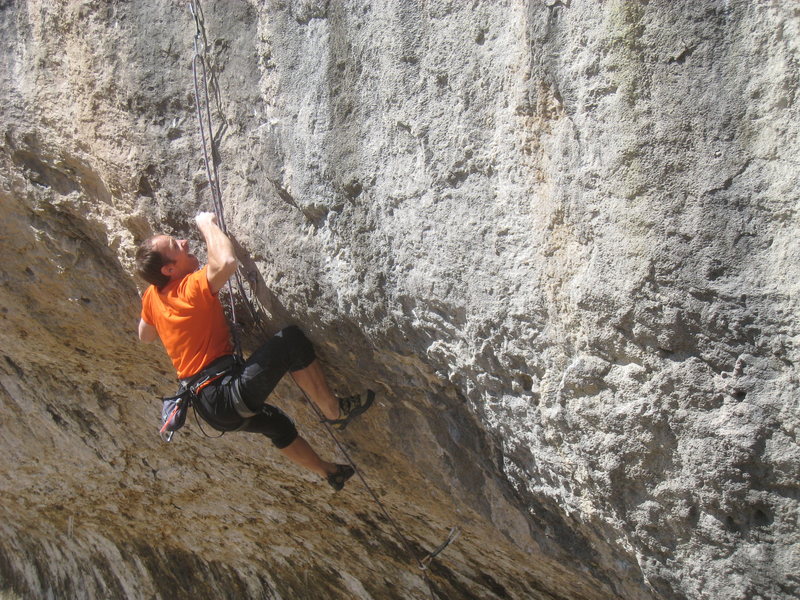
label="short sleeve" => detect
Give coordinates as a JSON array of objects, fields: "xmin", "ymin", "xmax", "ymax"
[
  {"xmin": 141, "ymin": 287, "xmax": 154, "ymax": 324},
  {"xmin": 180, "ymin": 267, "xmax": 215, "ymax": 306}
]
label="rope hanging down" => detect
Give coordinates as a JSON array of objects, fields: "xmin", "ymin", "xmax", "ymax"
[
  {"xmin": 186, "ymin": 2, "xmax": 458, "ymax": 597},
  {"xmin": 189, "ymin": 0, "xmax": 253, "ymax": 354}
]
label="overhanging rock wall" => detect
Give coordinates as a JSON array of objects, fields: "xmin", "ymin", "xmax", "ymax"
[{"xmin": 1, "ymin": 2, "xmax": 798, "ymax": 599}]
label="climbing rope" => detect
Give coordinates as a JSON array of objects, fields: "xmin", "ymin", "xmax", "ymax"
[
  {"xmin": 293, "ymin": 386, "xmax": 458, "ymax": 599},
  {"xmin": 186, "ymin": 2, "xmax": 456, "ymax": 597},
  {"xmin": 189, "ymin": 0, "xmax": 251, "ymax": 357}
]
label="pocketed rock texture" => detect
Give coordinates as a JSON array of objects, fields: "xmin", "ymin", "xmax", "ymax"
[{"xmin": 1, "ymin": 1, "xmax": 798, "ymax": 599}]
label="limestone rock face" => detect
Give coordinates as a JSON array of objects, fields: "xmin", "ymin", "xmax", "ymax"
[{"xmin": 1, "ymin": 1, "xmax": 798, "ymax": 599}]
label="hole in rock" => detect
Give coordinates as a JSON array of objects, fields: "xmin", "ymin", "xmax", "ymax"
[
  {"xmin": 752, "ymin": 508, "xmax": 772, "ymax": 527},
  {"xmin": 518, "ymin": 373, "xmax": 534, "ymax": 392},
  {"xmin": 725, "ymin": 515, "xmax": 740, "ymax": 533}
]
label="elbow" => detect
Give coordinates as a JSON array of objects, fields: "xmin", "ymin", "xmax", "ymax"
[{"xmin": 138, "ymin": 320, "xmax": 158, "ymax": 343}]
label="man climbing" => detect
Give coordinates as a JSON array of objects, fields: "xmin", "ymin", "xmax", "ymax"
[{"xmin": 135, "ymin": 212, "xmax": 373, "ymax": 491}]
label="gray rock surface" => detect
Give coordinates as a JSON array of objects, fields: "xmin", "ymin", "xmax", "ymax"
[{"xmin": 1, "ymin": 1, "xmax": 798, "ymax": 599}]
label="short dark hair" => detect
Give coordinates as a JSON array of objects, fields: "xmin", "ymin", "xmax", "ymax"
[{"xmin": 135, "ymin": 237, "xmax": 173, "ymax": 289}]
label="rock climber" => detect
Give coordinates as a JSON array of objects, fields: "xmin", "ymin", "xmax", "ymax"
[{"xmin": 135, "ymin": 212, "xmax": 373, "ymax": 491}]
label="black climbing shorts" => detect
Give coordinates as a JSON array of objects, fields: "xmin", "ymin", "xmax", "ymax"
[{"xmin": 193, "ymin": 325, "xmax": 316, "ymax": 448}]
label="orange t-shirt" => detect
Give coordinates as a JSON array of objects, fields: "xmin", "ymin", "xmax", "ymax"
[{"xmin": 141, "ymin": 267, "xmax": 233, "ymax": 379}]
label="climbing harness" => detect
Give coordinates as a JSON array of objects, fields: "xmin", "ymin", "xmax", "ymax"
[
  {"xmin": 186, "ymin": 2, "xmax": 458, "ymax": 596},
  {"xmin": 161, "ymin": 355, "xmax": 240, "ymax": 441}
]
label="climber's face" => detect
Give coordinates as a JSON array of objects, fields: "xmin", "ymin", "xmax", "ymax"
[{"xmin": 152, "ymin": 235, "xmax": 200, "ymax": 281}]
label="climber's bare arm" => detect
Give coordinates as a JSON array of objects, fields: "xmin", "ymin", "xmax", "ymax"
[
  {"xmin": 195, "ymin": 212, "xmax": 238, "ymax": 295},
  {"xmin": 138, "ymin": 318, "xmax": 158, "ymax": 343}
]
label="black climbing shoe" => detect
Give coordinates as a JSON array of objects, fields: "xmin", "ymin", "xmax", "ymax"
[
  {"xmin": 323, "ymin": 390, "xmax": 375, "ymax": 431},
  {"xmin": 327, "ymin": 464, "xmax": 355, "ymax": 491}
]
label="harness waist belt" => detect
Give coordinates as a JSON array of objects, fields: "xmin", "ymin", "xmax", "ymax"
[
  {"xmin": 180, "ymin": 355, "xmax": 237, "ymax": 390},
  {"xmin": 180, "ymin": 355, "xmax": 257, "ymax": 420}
]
